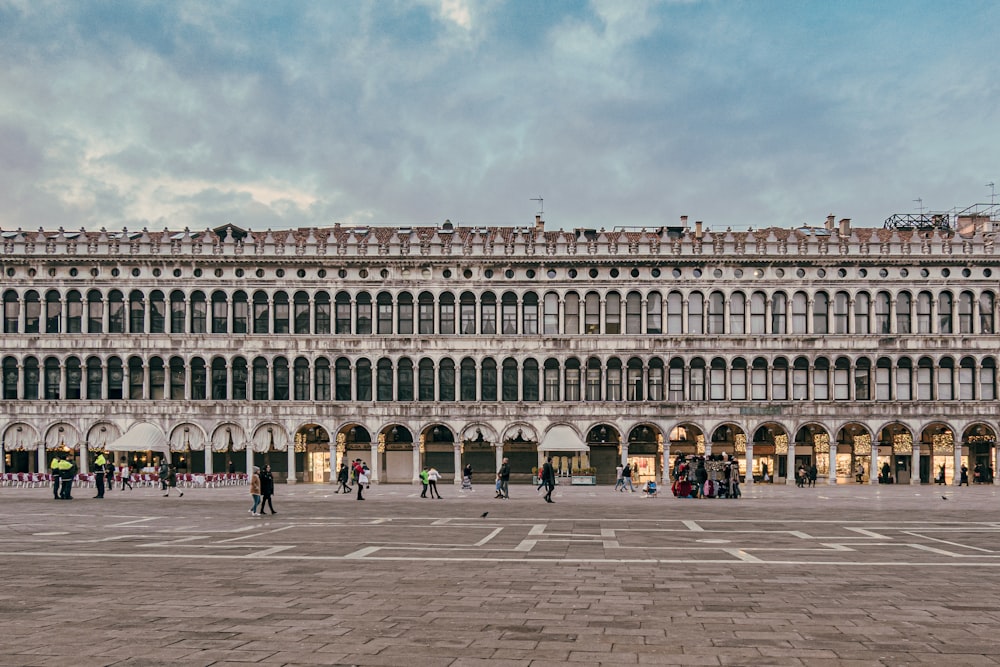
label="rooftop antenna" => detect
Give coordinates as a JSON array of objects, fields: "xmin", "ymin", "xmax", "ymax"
[
  {"xmin": 987, "ymin": 182, "xmax": 996, "ymax": 207},
  {"xmin": 913, "ymin": 198, "xmax": 924, "ymax": 215},
  {"xmin": 530, "ymin": 196, "xmax": 544, "ymax": 217}
]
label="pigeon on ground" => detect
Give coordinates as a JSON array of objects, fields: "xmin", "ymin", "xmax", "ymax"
[
  {"xmin": 480, "ymin": 511, "xmax": 489, "ymax": 518},
  {"xmin": 942, "ymin": 496, "xmax": 948, "ymax": 500}
]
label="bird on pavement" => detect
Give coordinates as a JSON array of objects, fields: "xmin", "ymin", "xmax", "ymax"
[
  {"xmin": 480, "ymin": 511, "xmax": 489, "ymax": 518},
  {"xmin": 941, "ymin": 496, "xmax": 948, "ymax": 500}
]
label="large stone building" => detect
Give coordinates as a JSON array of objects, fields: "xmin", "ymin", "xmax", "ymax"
[{"xmin": 2, "ymin": 210, "xmax": 999, "ymax": 487}]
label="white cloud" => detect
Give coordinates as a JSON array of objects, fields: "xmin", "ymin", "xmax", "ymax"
[{"xmin": 440, "ymin": 0, "xmax": 472, "ymax": 30}]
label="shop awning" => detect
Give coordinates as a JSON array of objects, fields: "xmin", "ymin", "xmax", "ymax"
[
  {"xmin": 539, "ymin": 426, "xmax": 589, "ymax": 452},
  {"xmin": 105, "ymin": 423, "xmax": 169, "ymax": 452}
]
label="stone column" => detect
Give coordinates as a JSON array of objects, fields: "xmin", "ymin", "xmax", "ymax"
[
  {"xmin": 287, "ymin": 446, "xmax": 296, "ymax": 484},
  {"xmin": 994, "ymin": 443, "xmax": 1000, "ymax": 486},
  {"xmin": 661, "ymin": 442, "xmax": 670, "ymax": 485},
  {"xmin": 370, "ymin": 442, "xmax": 380, "ymax": 484},
  {"xmin": 745, "ymin": 444, "xmax": 754, "ymax": 485},
  {"xmin": 620, "ymin": 442, "xmax": 629, "ymax": 466},
  {"xmin": 494, "ymin": 444, "xmax": 503, "ymax": 476},
  {"xmin": 330, "ymin": 442, "xmax": 340, "ymax": 484},
  {"xmin": 911, "ymin": 444, "xmax": 920, "ymax": 485},
  {"xmin": 245, "ymin": 446, "xmax": 253, "ymax": 474},
  {"xmin": 786, "ymin": 442, "xmax": 796, "ymax": 484},
  {"xmin": 828, "ymin": 448, "xmax": 837, "ymax": 485},
  {"xmin": 954, "ymin": 444, "xmax": 962, "ymax": 486},
  {"xmin": 37, "ymin": 447, "xmax": 46, "ymax": 475},
  {"xmin": 204, "ymin": 448, "xmax": 213, "ymax": 476},
  {"xmin": 80, "ymin": 446, "xmax": 89, "ymax": 474},
  {"xmin": 411, "ymin": 444, "xmax": 422, "ymax": 485},
  {"xmin": 453, "ymin": 445, "xmax": 462, "ymax": 485}
]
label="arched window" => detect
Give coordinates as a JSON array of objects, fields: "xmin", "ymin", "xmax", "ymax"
[
  {"xmin": 771, "ymin": 293, "xmax": 787, "ymax": 334},
  {"xmin": 981, "ymin": 358, "xmax": 997, "ymax": 400},
  {"xmin": 66, "ymin": 356, "xmax": 82, "ymax": 399},
  {"xmin": 335, "ymin": 292, "xmax": 352, "ymax": 334},
  {"xmin": 855, "ymin": 357, "xmax": 871, "ymax": 400},
  {"xmin": 584, "ymin": 292, "xmax": 600, "ymax": 334},
  {"xmin": 438, "ymin": 358, "xmax": 455, "ymax": 401},
  {"xmin": 648, "ymin": 357, "xmax": 664, "ymax": 400},
  {"xmin": 88, "ymin": 289, "xmax": 105, "ymax": 333},
  {"xmin": 149, "ymin": 290, "xmax": 165, "ymax": 333},
  {"xmin": 501, "ymin": 358, "xmax": 518, "ymax": 401},
  {"xmin": 273, "ymin": 357, "xmax": 289, "ymax": 400},
  {"xmin": 2, "ymin": 357, "xmax": 18, "ymax": 399},
  {"xmin": 916, "ymin": 357, "xmax": 934, "ymax": 400},
  {"xmin": 605, "ymin": 291, "xmax": 621, "ymax": 334},
  {"xmin": 188, "ymin": 290, "xmax": 206, "ymax": 334},
  {"xmin": 708, "ymin": 291, "xmax": 725, "ymax": 334},
  {"xmin": 980, "ymin": 291, "xmax": 995, "ymax": 334},
  {"xmin": 917, "ymin": 291, "xmax": 932, "ymax": 333},
  {"xmin": 83, "ymin": 356, "xmax": 99, "ymax": 400},
  {"xmin": 335, "ymin": 357, "xmax": 351, "ymax": 400},
  {"xmin": 896, "ymin": 291, "xmax": 912, "ymax": 334},
  {"xmin": 543, "ymin": 358, "xmax": 560, "ymax": 401},
  {"xmin": 251, "ymin": 358, "xmax": 267, "ymax": 400},
  {"xmin": 751, "ymin": 357, "xmax": 768, "ymax": 400},
  {"xmin": 439, "ymin": 291, "xmax": 455, "ymax": 334},
  {"xmin": 481, "ymin": 357, "xmax": 497, "ymax": 401},
  {"xmin": 585, "ymin": 357, "xmax": 602, "ymax": 401},
  {"xmin": 565, "ymin": 358, "xmax": 582, "ymax": 400},
  {"xmin": 564, "ymin": 292, "xmax": 580, "ymax": 334},
  {"xmin": 938, "ymin": 292, "xmax": 953, "ymax": 334},
  {"xmin": 626, "ymin": 357, "xmax": 643, "ymax": 401},
  {"xmin": 46, "ymin": 290, "xmax": 62, "ymax": 334},
  {"xmin": 543, "ymin": 292, "xmax": 559, "ymax": 334},
  {"xmin": 315, "ymin": 357, "xmax": 330, "ymax": 400},
  {"xmin": 709, "ymin": 358, "xmax": 726, "ymax": 400},
  {"xmin": 854, "ymin": 291, "xmax": 870, "ymax": 334},
  {"xmin": 523, "ymin": 292, "xmax": 539, "ymax": 334},
  {"xmin": 253, "ymin": 291, "xmax": 269, "ymax": 334},
  {"xmin": 791, "ymin": 292, "xmax": 808, "ymax": 334},
  {"xmin": 874, "ymin": 291, "xmax": 890, "ymax": 334},
  {"xmin": 211, "ymin": 357, "xmax": 227, "ymax": 400},
  {"xmin": 376, "ymin": 358, "xmax": 393, "ymax": 401},
  {"xmin": 813, "ymin": 357, "xmax": 830, "ymax": 400},
  {"xmin": 314, "ymin": 291, "xmax": 331, "ymax": 335},
  {"xmin": 460, "ymin": 358, "xmax": 476, "ymax": 400},
  {"xmin": 959, "ymin": 356, "xmax": 975, "ymax": 400},
  {"xmin": 24, "ymin": 290, "xmax": 40, "ymax": 333},
  {"xmin": 3, "ymin": 290, "xmax": 19, "ymax": 333},
  {"xmin": 273, "ymin": 292, "xmax": 290, "ymax": 334},
  {"xmin": 211, "ymin": 291, "xmax": 228, "ymax": 333},
  {"xmin": 356, "ymin": 292, "xmax": 372, "ymax": 335},
  {"xmin": 43, "ymin": 357, "xmax": 60, "ymax": 399},
  {"xmin": 232, "ymin": 291, "xmax": 249, "ymax": 334},
  {"xmin": 501, "ymin": 292, "xmax": 518, "ymax": 334},
  {"xmin": 397, "ymin": 358, "xmax": 414, "ymax": 401},
  {"xmin": 689, "ymin": 358, "xmax": 706, "ymax": 401},
  {"xmin": 646, "ymin": 291, "xmax": 662, "ymax": 334},
  {"xmin": 607, "ymin": 357, "xmax": 623, "ymax": 401},
  {"xmin": 67, "ymin": 290, "xmax": 83, "ymax": 333},
  {"xmin": 937, "ymin": 357, "xmax": 955, "ymax": 400},
  {"xmin": 730, "ymin": 358, "xmax": 747, "ymax": 400},
  {"xmin": 730, "ymin": 292, "xmax": 746, "ymax": 335},
  {"xmin": 958, "ymin": 291, "xmax": 974, "ymax": 334},
  {"xmin": 792, "ymin": 357, "xmax": 809, "ymax": 400},
  {"xmin": 126, "ymin": 356, "xmax": 142, "ymax": 400},
  {"xmin": 397, "ymin": 292, "xmax": 414, "ymax": 335},
  {"xmin": 834, "ymin": 357, "xmax": 851, "ymax": 400},
  {"xmin": 231, "ymin": 357, "xmax": 248, "ymax": 400},
  {"xmin": 293, "ymin": 291, "xmax": 310, "ymax": 334},
  {"xmin": 128, "ymin": 290, "xmax": 145, "ymax": 334},
  {"xmin": 149, "ymin": 357, "xmax": 166, "ymax": 400},
  {"xmin": 460, "ymin": 292, "xmax": 476, "ymax": 334},
  {"xmin": 480, "ymin": 292, "xmax": 496, "ymax": 334},
  {"xmin": 293, "ymin": 357, "xmax": 309, "ymax": 400},
  {"xmin": 190, "ymin": 357, "xmax": 206, "ymax": 400},
  {"xmin": 356, "ymin": 358, "xmax": 372, "ymax": 401},
  {"xmin": 688, "ymin": 292, "xmax": 704, "ymax": 334},
  {"xmin": 169, "ymin": 356, "xmax": 185, "ymax": 400},
  {"xmin": 772, "ymin": 357, "xmax": 788, "ymax": 400},
  {"xmin": 523, "ymin": 358, "xmax": 539, "ymax": 401},
  {"xmin": 890, "ymin": 357, "xmax": 908, "ymax": 401},
  {"xmin": 813, "ymin": 291, "xmax": 829, "ymax": 334},
  {"xmin": 833, "ymin": 291, "xmax": 849, "ymax": 334},
  {"xmin": 419, "ymin": 358, "xmax": 435, "ymax": 401},
  {"xmin": 667, "ymin": 358, "xmax": 684, "ymax": 401},
  {"xmin": 750, "ymin": 291, "xmax": 766, "ymax": 334},
  {"xmin": 418, "ymin": 292, "xmax": 434, "ymax": 334}
]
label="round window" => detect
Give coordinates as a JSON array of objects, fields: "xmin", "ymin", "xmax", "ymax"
[
  {"xmin": 899, "ymin": 268, "xmax": 908, "ymax": 278},
  {"xmin": 734, "ymin": 269, "xmax": 743, "ymax": 278},
  {"xmin": 796, "ymin": 268, "xmax": 805, "ymax": 278},
  {"xmin": 753, "ymin": 269, "xmax": 764, "ymax": 279},
  {"xmin": 858, "ymin": 269, "xmax": 867, "ymax": 278},
  {"xmin": 380, "ymin": 269, "xmax": 389, "ymax": 279},
  {"xmin": 589, "ymin": 268, "xmax": 598, "ymax": 278},
  {"xmin": 920, "ymin": 268, "xmax": 929, "ymax": 277},
  {"xmin": 609, "ymin": 268, "xmax": 619, "ymax": 278},
  {"xmin": 505, "ymin": 270, "xmax": 514, "ymax": 279},
  {"xmin": 547, "ymin": 269, "xmax": 556, "ymax": 279},
  {"xmin": 985, "ymin": 268, "xmax": 993, "ymax": 278},
  {"xmin": 235, "ymin": 268, "xmax": 243, "ymax": 278},
  {"xmin": 630, "ymin": 268, "xmax": 639, "ymax": 278},
  {"xmin": 526, "ymin": 269, "xmax": 536, "ymax": 279},
  {"xmin": 70, "ymin": 268, "xmax": 79, "ymax": 277},
  {"xmin": 837, "ymin": 268, "xmax": 847, "ymax": 278},
  {"xmin": 275, "ymin": 269, "xmax": 285, "ymax": 278},
  {"xmin": 775, "ymin": 268, "xmax": 785, "ymax": 278},
  {"xmin": 941, "ymin": 268, "xmax": 951, "ymax": 277},
  {"xmin": 359, "ymin": 269, "xmax": 369, "ymax": 279},
  {"xmin": 111, "ymin": 268, "xmax": 120, "ymax": 277},
  {"xmin": 5, "ymin": 268, "xmax": 14, "ymax": 277},
  {"xmin": 132, "ymin": 268, "xmax": 141, "ymax": 277},
  {"xmin": 338, "ymin": 269, "xmax": 347, "ymax": 279},
  {"xmin": 672, "ymin": 268, "xmax": 681, "ymax": 278},
  {"xmin": 651, "ymin": 268, "xmax": 661, "ymax": 278},
  {"xmin": 297, "ymin": 269, "xmax": 306, "ymax": 278},
  {"xmin": 568, "ymin": 269, "xmax": 577, "ymax": 278},
  {"xmin": 194, "ymin": 268, "xmax": 202, "ymax": 277},
  {"xmin": 214, "ymin": 268, "xmax": 223, "ymax": 278},
  {"xmin": 693, "ymin": 269, "xmax": 702, "ymax": 278},
  {"xmin": 483, "ymin": 269, "xmax": 493, "ymax": 279},
  {"xmin": 463, "ymin": 269, "xmax": 473, "ymax": 279},
  {"xmin": 962, "ymin": 268, "xmax": 971, "ymax": 277},
  {"xmin": 817, "ymin": 268, "xmax": 826, "ymax": 278},
  {"xmin": 879, "ymin": 269, "xmax": 888, "ymax": 278},
  {"xmin": 442, "ymin": 269, "xmax": 451, "ymax": 279},
  {"xmin": 255, "ymin": 269, "xmax": 264, "ymax": 278},
  {"xmin": 48, "ymin": 268, "xmax": 57, "ymax": 277},
  {"xmin": 713, "ymin": 269, "xmax": 723, "ymax": 278},
  {"xmin": 318, "ymin": 269, "xmax": 326, "ymax": 278}
]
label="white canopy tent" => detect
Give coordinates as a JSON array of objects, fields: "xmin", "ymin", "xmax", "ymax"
[
  {"xmin": 104, "ymin": 423, "xmax": 170, "ymax": 454},
  {"xmin": 539, "ymin": 425, "xmax": 589, "ymax": 452}
]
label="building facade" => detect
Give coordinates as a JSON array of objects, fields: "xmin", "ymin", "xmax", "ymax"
[{"xmin": 2, "ymin": 214, "xmax": 999, "ymax": 487}]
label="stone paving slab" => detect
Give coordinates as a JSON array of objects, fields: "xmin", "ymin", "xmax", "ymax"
[{"xmin": 2, "ymin": 483, "xmax": 1000, "ymax": 665}]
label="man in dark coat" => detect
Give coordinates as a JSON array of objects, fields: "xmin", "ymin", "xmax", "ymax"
[{"xmin": 541, "ymin": 457, "xmax": 556, "ymax": 503}]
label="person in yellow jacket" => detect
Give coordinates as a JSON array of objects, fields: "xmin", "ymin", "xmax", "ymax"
[
  {"xmin": 93, "ymin": 452, "xmax": 107, "ymax": 499},
  {"xmin": 49, "ymin": 455, "xmax": 62, "ymax": 500}
]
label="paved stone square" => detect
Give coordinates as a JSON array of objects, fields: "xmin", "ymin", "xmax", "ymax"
[{"xmin": 1, "ymin": 481, "xmax": 999, "ymax": 666}]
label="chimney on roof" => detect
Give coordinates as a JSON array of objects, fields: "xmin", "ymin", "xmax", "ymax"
[
  {"xmin": 838, "ymin": 218, "xmax": 851, "ymax": 236},
  {"xmin": 825, "ymin": 215, "xmax": 835, "ymax": 231},
  {"xmin": 694, "ymin": 221, "xmax": 703, "ymax": 239},
  {"xmin": 535, "ymin": 215, "xmax": 544, "ymax": 232},
  {"xmin": 680, "ymin": 215, "xmax": 689, "ymax": 230}
]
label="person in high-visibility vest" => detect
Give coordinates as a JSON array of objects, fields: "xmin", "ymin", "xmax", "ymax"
[
  {"xmin": 49, "ymin": 455, "xmax": 62, "ymax": 500},
  {"xmin": 93, "ymin": 452, "xmax": 107, "ymax": 499}
]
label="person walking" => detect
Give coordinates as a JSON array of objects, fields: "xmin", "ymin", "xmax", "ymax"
[
  {"xmin": 259, "ymin": 464, "xmax": 276, "ymax": 514},
  {"xmin": 50, "ymin": 454, "xmax": 62, "ymax": 500},
  {"xmin": 419, "ymin": 466, "xmax": 430, "ymax": 498},
  {"xmin": 249, "ymin": 466, "xmax": 262, "ymax": 515},
  {"xmin": 541, "ymin": 456, "xmax": 556, "ymax": 503},
  {"xmin": 463, "ymin": 463, "xmax": 474, "ymax": 490},
  {"xmin": 354, "ymin": 459, "xmax": 366, "ymax": 500},
  {"xmin": 613, "ymin": 463, "xmax": 624, "ymax": 492},
  {"xmin": 158, "ymin": 459, "xmax": 169, "ymax": 493},
  {"xmin": 59, "ymin": 454, "xmax": 77, "ymax": 500},
  {"xmin": 335, "ymin": 463, "xmax": 351, "ymax": 494},
  {"xmin": 960, "ymin": 465, "xmax": 969, "ymax": 486},
  {"xmin": 427, "ymin": 466, "xmax": 443, "ymax": 498},
  {"xmin": 119, "ymin": 460, "xmax": 133, "ymax": 491},
  {"xmin": 496, "ymin": 458, "xmax": 510, "ymax": 499},
  {"xmin": 622, "ymin": 461, "xmax": 635, "ymax": 492},
  {"xmin": 808, "ymin": 463, "xmax": 818, "ymax": 487},
  {"xmin": 936, "ymin": 464, "xmax": 946, "ymax": 485},
  {"xmin": 93, "ymin": 450, "xmax": 107, "ymax": 498},
  {"xmin": 163, "ymin": 464, "xmax": 183, "ymax": 497},
  {"xmin": 104, "ymin": 457, "xmax": 116, "ymax": 493}
]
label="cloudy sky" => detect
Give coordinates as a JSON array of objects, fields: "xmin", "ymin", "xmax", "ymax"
[{"xmin": 1, "ymin": 0, "xmax": 997, "ymax": 233}]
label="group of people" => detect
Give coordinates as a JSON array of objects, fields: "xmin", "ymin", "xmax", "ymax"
[
  {"xmin": 671, "ymin": 454, "xmax": 742, "ymax": 499},
  {"xmin": 419, "ymin": 465, "xmax": 444, "ymax": 498},
  {"xmin": 332, "ymin": 459, "xmax": 371, "ymax": 500},
  {"xmin": 795, "ymin": 463, "xmax": 820, "ymax": 487},
  {"xmin": 613, "ymin": 462, "xmax": 636, "ymax": 492},
  {"xmin": 248, "ymin": 464, "xmax": 277, "ymax": 515},
  {"xmin": 48, "ymin": 452, "xmax": 136, "ymax": 500}
]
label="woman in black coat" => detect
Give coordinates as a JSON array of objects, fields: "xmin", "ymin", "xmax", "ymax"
[{"xmin": 260, "ymin": 464, "xmax": 277, "ymax": 514}]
